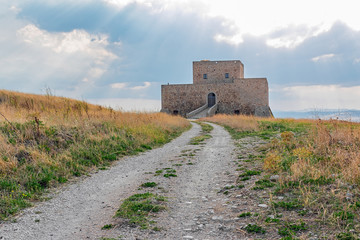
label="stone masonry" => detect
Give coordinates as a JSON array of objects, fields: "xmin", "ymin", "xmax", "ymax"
[{"xmin": 161, "ymin": 60, "xmax": 272, "ymax": 117}]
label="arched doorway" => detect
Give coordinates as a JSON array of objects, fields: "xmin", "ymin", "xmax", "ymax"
[{"xmin": 208, "ymin": 93, "xmax": 216, "ymax": 107}]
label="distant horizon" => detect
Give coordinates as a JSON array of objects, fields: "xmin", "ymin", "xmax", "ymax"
[{"xmin": 2, "ymin": 87, "xmax": 359, "ymax": 122}]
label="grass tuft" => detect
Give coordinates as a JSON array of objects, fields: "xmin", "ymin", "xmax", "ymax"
[{"xmin": 115, "ymin": 192, "xmax": 166, "ymax": 229}]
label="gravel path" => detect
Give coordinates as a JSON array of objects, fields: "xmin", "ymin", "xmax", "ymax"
[{"xmin": 0, "ymin": 122, "xmax": 242, "ymax": 240}]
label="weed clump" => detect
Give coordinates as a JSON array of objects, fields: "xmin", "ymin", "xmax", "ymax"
[
  {"xmin": 141, "ymin": 182, "xmax": 158, "ymax": 188},
  {"xmin": 245, "ymin": 224, "xmax": 266, "ymax": 234},
  {"xmin": 238, "ymin": 212, "xmax": 252, "ymax": 217},
  {"xmin": 116, "ymin": 192, "xmax": 166, "ymax": 229}
]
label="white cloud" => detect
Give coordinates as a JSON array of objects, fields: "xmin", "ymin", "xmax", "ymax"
[
  {"xmin": 311, "ymin": 54, "xmax": 335, "ymax": 62},
  {"xmin": 110, "ymin": 82, "xmax": 152, "ymax": 90},
  {"xmin": 104, "ymin": 0, "xmax": 360, "ymax": 48},
  {"xmin": 130, "ymin": 81, "xmax": 151, "ymax": 90},
  {"xmin": 271, "ymin": 85, "xmax": 360, "ymax": 111},
  {"xmin": 9, "ymin": 5, "xmax": 21, "ymax": 13},
  {"xmin": 266, "ymin": 25, "xmax": 325, "ymax": 48},
  {"xmin": 111, "ymin": 83, "xmax": 128, "ymax": 89},
  {"xmin": 214, "ymin": 33, "xmax": 243, "ymax": 45},
  {"xmin": 88, "ymin": 98, "xmax": 161, "ymax": 112},
  {"xmin": 17, "ymin": 24, "xmax": 116, "ymax": 58},
  {"xmin": 0, "ymin": 11, "xmax": 119, "ymax": 95}
]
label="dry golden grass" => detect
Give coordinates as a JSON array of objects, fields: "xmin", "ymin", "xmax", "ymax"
[
  {"xmin": 205, "ymin": 113, "xmax": 360, "ymax": 184},
  {"xmin": 201, "ymin": 114, "xmax": 260, "ymax": 132},
  {"xmin": 0, "ymin": 89, "xmax": 190, "ymax": 220},
  {"xmin": 0, "ymin": 89, "xmax": 187, "ymax": 129}
]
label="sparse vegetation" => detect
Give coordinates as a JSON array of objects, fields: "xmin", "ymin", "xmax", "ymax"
[
  {"xmin": 189, "ymin": 122, "xmax": 213, "ymax": 145},
  {"xmin": 0, "ymin": 90, "xmax": 190, "ymax": 220}
]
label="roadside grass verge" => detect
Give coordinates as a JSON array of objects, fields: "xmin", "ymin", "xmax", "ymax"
[
  {"xmin": 0, "ymin": 89, "xmax": 190, "ymax": 220},
  {"xmin": 204, "ymin": 114, "xmax": 360, "ymax": 238}
]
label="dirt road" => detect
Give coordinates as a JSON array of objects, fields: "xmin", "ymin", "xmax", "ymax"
[{"xmin": 0, "ymin": 122, "xmax": 248, "ymax": 240}]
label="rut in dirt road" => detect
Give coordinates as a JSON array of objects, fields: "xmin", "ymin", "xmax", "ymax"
[{"xmin": 0, "ymin": 122, "xmax": 244, "ymax": 240}]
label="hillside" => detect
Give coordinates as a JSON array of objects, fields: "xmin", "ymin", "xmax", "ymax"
[{"xmin": 0, "ymin": 89, "xmax": 190, "ymax": 220}]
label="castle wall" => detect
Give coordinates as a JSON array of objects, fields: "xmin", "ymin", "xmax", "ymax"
[
  {"xmin": 161, "ymin": 78, "xmax": 269, "ymax": 117},
  {"xmin": 193, "ymin": 60, "xmax": 244, "ymax": 84}
]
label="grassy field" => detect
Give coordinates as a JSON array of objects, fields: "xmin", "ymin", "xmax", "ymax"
[
  {"xmin": 203, "ymin": 114, "xmax": 360, "ymax": 239},
  {"xmin": 0, "ymin": 89, "xmax": 190, "ymax": 220}
]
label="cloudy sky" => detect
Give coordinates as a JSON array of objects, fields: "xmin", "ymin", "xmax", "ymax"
[{"xmin": 1, "ymin": 0, "xmax": 360, "ymax": 114}]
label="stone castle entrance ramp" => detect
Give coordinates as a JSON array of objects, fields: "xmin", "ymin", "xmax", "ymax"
[{"xmin": 0, "ymin": 122, "xmax": 240, "ymax": 240}]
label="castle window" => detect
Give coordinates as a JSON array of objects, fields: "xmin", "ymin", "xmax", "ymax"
[
  {"xmin": 203, "ymin": 74, "xmax": 207, "ymax": 79},
  {"xmin": 225, "ymin": 73, "xmax": 229, "ymax": 78}
]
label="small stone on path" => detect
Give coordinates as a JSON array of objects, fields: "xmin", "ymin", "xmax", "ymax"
[
  {"xmin": 270, "ymin": 175, "xmax": 279, "ymax": 181},
  {"xmin": 183, "ymin": 236, "xmax": 194, "ymax": 239}
]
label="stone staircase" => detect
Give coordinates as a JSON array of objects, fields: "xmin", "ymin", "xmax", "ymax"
[
  {"xmin": 186, "ymin": 103, "xmax": 218, "ymax": 119},
  {"xmin": 190, "ymin": 107, "xmax": 211, "ymax": 119}
]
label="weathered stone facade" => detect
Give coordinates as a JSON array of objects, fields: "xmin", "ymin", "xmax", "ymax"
[{"xmin": 161, "ymin": 60, "xmax": 271, "ymax": 117}]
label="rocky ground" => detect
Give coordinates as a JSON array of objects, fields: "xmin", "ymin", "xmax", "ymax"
[{"xmin": 0, "ymin": 122, "xmax": 277, "ymax": 240}]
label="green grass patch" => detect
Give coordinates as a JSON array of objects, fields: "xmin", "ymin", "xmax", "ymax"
[
  {"xmin": 245, "ymin": 224, "xmax": 266, "ymax": 234},
  {"xmin": 278, "ymin": 222, "xmax": 307, "ymax": 237},
  {"xmin": 198, "ymin": 122, "xmax": 214, "ymax": 133},
  {"xmin": 333, "ymin": 210, "xmax": 355, "ymax": 221},
  {"xmin": 337, "ymin": 232, "xmax": 357, "ymax": 240},
  {"xmin": 164, "ymin": 173, "xmax": 177, "ymax": 178},
  {"xmin": 273, "ymin": 200, "xmax": 302, "ymax": 210},
  {"xmin": 239, "ymin": 170, "xmax": 262, "ymax": 177},
  {"xmin": 101, "ymin": 224, "xmax": 114, "ymax": 230},
  {"xmin": 189, "ymin": 134, "xmax": 212, "ymax": 145},
  {"xmin": 140, "ymin": 182, "xmax": 157, "ymax": 188},
  {"xmin": 265, "ymin": 217, "xmax": 281, "ymax": 223},
  {"xmin": 252, "ymin": 179, "xmax": 275, "ymax": 190},
  {"xmin": 115, "ymin": 192, "xmax": 166, "ymax": 229},
  {"xmin": 238, "ymin": 212, "xmax": 252, "ymax": 217},
  {"xmin": 239, "ymin": 176, "xmax": 251, "ymax": 181}
]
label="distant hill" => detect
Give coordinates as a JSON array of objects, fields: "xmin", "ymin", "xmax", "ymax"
[{"xmin": 273, "ymin": 109, "xmax": 360, "ymax": 122}]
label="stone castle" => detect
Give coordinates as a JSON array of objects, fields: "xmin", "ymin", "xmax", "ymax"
[{"xmin": 161, "ymin": 60, "xmax": 272, "ymax": 118}]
